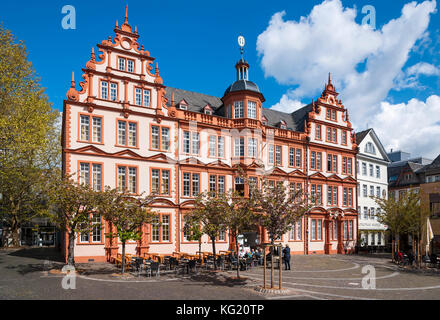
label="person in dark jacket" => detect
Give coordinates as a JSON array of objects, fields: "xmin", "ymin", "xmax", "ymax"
[{"xmin": 282, "ymin": 245, "xmax": 291, "ymax": 270}]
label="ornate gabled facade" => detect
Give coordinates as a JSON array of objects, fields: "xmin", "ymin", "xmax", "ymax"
[{"xmin": 62, "ymin": 9, "xmax": 359, "ymax": 263}]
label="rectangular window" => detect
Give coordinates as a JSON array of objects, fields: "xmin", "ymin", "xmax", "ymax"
[
  {"xmin": 118, "ymin": 58, "xmax": 125, "ymax": 71},
  {"xmin": 327, "ymin": 127, "xmax": 331, "ymax": 141},
  {"xmin": 347, "ymin": 158, "xmax": 352, "ymax": 174},
  {"xmin": 342, "ymin": 131, "xmax": 347, "ymax": 144},
  {"xmin": 92, "ymin": 164, "xmax": 102, "ymax": 192},
  {"xmin": 317, "ymin": 220, "xmax": 322, "ymax": 240},
  {"xmin": 151, "ymin": 126, "xmax": 160, "ymax": 150},
  {"xmin": 183, "ymin": 173, "xmax": 191, "ymax": 197},
  {"xmin": 296, "ymin": 149, "xmax": 301, "ymax": 167},
  {"xmin": 370, "ymin": 186, "xmax": 374, "ymax": 197},
  {"xmin": 135, "ymin": 88, "xmax": 142, "ymax": 106},
  {"xmin": 376, "ymin": 186, "xmax": 381, "ymax": 198},
  {"xmin": 80, "ymin": 115, "xmax": 90, "ymax": 142},
  {"xmin": 210, "ymin": 175, "xmax": 217, "ymax": 193},
  {"xmin": 316, "ymin": 125, "xmax": 321, "ymax": 140},
  {"xmin": 333, "ymin": 187, "xmax": 338, "ymax": 206},
  {"xmin": 362, "ymin": 162, "xmax": 367, "ymax": 175},
  {"xmin": 117, "ymin": 165, "xmax": 137, "ymax": 193},
  {"xmin": 91, "ymin": 117, "xmax": 102, "ymax": 143},
  {"xmin": 152, "ymin": 216, "xmax": 160, "ymax": 242},
  {"xmin": 332, "ymin": 128, "xmax": 337, "ymax": 143},
  {"xmin": 289, "ymin": 148, "xmax": 295, "ymax": 167},
  {"xmin": 79, "ymin": 163, "xmax": 90, "ymax": 187},
  {"xmin": 183, "ymin": 173, "xmax": 199, "ymax": 197},
  {"xmin": 376, "ymin": 166, "xmax": 380, "ymax": 178},
  {"xmin": 128, "ymin": 122, "xmax": 137, "ymax": 147},
  {"xmin": 218, "ymin": 136, "xmax": 225, "ymax": 158},
  {"xmin": 296, "ymin": 220, "xmax": 302, "ymax": 240},
  {"xmin": 248, "ymin": 138, "xmax": 257, "ymax": 158},
  {"xmin": 192, "ymin": 132, "xmax": 199, "ymax": 155},
  {"xmin": 218, "ymin": 176, "xmax": 225, "ymax": 194},
  {"xmin": 328, "ymin": 155, "xmax": 332, "ymax": 172},
  {"xmin": 317, "ymin": 152, "xmax": 322, "ymax": 170},
  {"xmin": 209, "ymin": 136, "xmax": 217, "ymax": 157},
  {"xmin": 369, "ymin": 164, "xmax": 374, "ymax": 177},
  {"xmin": 311, "ymin": 151, "xmax": 316, "ymax": 170},
  {"xmin": 248, "ymin": 101, "xmax": 257, "ymax": 119},
  {"xmin": 348, "ymin": 188, "xmax": 353, "ymax": 206},
  {"xmin": 343, "ymin": 188, "xmax": 348, "ymax": 206},
  {"xmin": 101, "ymin": 81, "xmax": 108, "ymax": 100},
  {"xmin": 143, "ymin": 90, "xmax": 151, "ymax": 107},
  {"xmin": 92, "ymin": 214, "xmax": 101, "ymax": 243},
  {"xmin": 128, "ymin": 167, "xmax": 137, "ymax": 194},
  {"xmin": 234, "ymin": 101, "xmax": 244, "ymax": 118},
  {"xmin": 127, "ymin": 60, "xmax": 134, "ymax": 73},
  {"xmin": 342, "ymin": 157, "xmax": 347, "ymax": 174},
  {"xmin": 110, "ymin": 83, "xmax": 117, "ymax": 101},
  {"xmin": 162, "ymin": 215, "xmax": 170, "ymax": 242},
  {"xmin": 275, "ymin": 145, "xmax": 282, "ymax": 165},
  {"xmin": 235, "ymin": 138, "xmax": 245, "ymax": 157},
  {"xmin": 311, "ymin": 220, "xmax": 316, "ymax": 241},
  {"xmin": 269, "ymin": 144, "xmax": 274, "ymax": 164},
  {"xmin": 363, "ymin": 185, "xmax": 367, "ymax": 197},
  {"xmin": 183, "ymin": 131, "xmax": 190, "ymax": 154},
  {"xmin": 317, "ymin": 185, "xmax": 322, "ymax": 205},
  {"xmin": 118, "ymin": 120, "xmax": 137, "ymax": 148},
  {"xmin": 333, "ymin": 155, "xmax": 337, "ymax": 173},
  {"xmin": 151, "ymin": 169, "xmax": 170, "ymax": 195}
]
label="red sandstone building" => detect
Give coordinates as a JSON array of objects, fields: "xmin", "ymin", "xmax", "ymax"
[{"xmin": 61, "ymin": 10, "xmax": 359, "ymax": 263}]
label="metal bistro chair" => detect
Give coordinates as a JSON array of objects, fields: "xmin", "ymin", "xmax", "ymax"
[
  {"xmin": 132, "ymin": 257, "xmax": 145, "ymax": 277},
  {"xmin": 149, "ymin": 261, "xmax": 160, "ymax": 277}
]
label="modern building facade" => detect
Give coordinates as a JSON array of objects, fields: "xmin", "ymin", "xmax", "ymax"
[
  {"xmin": 355, "ymin": 129, "xmax": 390, "ymax": 249},
  {"xmin": 387, "ymin": 151, "xmax": 432, "ymax": 251},
  {"xmin": 418, "ymin": 154, "xmax": 440, "ymax": 254},
  {"xmin": 61, "ymin": 10, "xmax": 359, "ymax": 263}
]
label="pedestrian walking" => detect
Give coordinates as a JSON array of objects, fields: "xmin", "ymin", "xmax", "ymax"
[{"xmin": 282, "ymin": 244, "xmax": 291, "ymax": 270}]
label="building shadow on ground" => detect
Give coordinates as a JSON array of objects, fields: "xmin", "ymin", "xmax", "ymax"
[
  {"xmin": 7, "ymin": 247, "xmax": 64, "ymax": 262},
  {"xmin": 185, "ymin": 271, "xmax": 251, "ymax": 288}
]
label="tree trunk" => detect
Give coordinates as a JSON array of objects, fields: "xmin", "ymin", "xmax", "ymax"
[
  {"xmin": 391, "ymin": 233, "xmax": 395, "ymax": 262},
  {"xmin": 235, "ymin": 234, "xmax": 240, "ymax": 279},
  {"xmin": 271, "ymin": 241, "xmax": 274, "ymax": 288},
  {"xmin": 211, "ymin": 236, "xmax": 217, "ymax": 271},
  {"xmin": 198, "ymin": 239, "xmax": 202, "ymax": 263},
  {"xmin": 67, "ymin": 231, "xmax": 75, "ymax": 266},
  {"xmin": 121, "ymin": 241, "xmax": 126, "ymax": 274},
  {"xmin": 11, "ymin": 221, "xmax": 20, "ymax": 247}
]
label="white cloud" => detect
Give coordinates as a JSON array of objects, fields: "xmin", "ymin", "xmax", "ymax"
[
  {"xmin": 395, "ymin": 62, "xmax": 440, "ymax": 89},
  {"xmin": 257, "ymin": 0, "xmax": 439, "ymax": 156},
  {"xmin": 271, "ymin": 93, "xmax": 305, "ymax": 113},
  {"xmin": 373, "ymin": 95, "xmax": 440, "ymax": 159}
]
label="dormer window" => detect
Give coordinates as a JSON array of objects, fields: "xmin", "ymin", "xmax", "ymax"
[
  {"xmin": 203, "ymin": 105, "xmax": 213, "ymax": 115},
  {"xmin": 178, "ymin": 100, "xmax": 188, "ymax": 111},
  {"xmin": 262, "ymin": 116, "xmax": 268, "ymax": 126},
  {"xmin": 279, "ymin": 120, "xmax": 287, "ymax": 130}
]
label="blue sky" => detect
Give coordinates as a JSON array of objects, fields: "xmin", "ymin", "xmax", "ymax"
[{"xmin": 1, "ymin": 0, "xmax": 439, "ymax": 158}]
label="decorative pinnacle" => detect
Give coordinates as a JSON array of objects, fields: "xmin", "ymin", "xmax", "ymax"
[
  {"xmin": 70, "ymin": 72, "xmax": 75, "ymax": 88},
  {"xmin": 124, "ymin": 5, "xmax": 129, "ymax": 24},
  {"xmin": 155, "ymin": 62, "xmax": 159, "ymax": 75},
  {"xmin": 116, "ymin": 20, "xmax": 119, "ymax": 28},
  {"xmin": 328, "ymin": 72, "xmax": 332, "ymax": 84},
  {"xmin": 91, "ymin": 48, "xmax": 95, "ymax": 61}
]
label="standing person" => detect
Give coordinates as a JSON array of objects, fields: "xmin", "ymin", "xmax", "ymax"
[{"xmin": 282, "ymin": 244, "xmax": 291, "ymax": 270}]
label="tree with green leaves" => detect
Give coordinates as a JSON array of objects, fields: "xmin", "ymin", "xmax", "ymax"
[
  {"xmin": 96, "ymin": 188, "xmax": 157, "ymax": 274},
  {"xmin": 375, "ymin": 189, "xmax": 428, "ymax": 265},
  {"xmin": 0, "ymin": 24, "xmax": 60, "ymax": 246},
  {"xmin": 250, "ymin": 177, "xmax": 310, "ymax": 288},
  {"xmin": 182, "ymin": 218, "xmax": 204, "ymax": 263},
  {"xmin": 187, "ymin": 191, "xmax": 228, "ymax": 271},
  {"xmin": 222, "ymin": 190, "xmax": 258, "ymax": 279},
  {"xmin": 48, "ymin": 177, "xmax": 99, "ymax": 265}
]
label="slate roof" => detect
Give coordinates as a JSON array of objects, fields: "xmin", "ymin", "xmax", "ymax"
[
  {"xmin": 164, "ymin": 86, "xmax": 314, "ymax": 133},
  {"xmin": 417, "ymin": 154, "xmax": 440, "ymax": 174},
  {"xmin": 355, "ymin": 129, "xmax": 370, "ymax": 144},
  {"xmin": 224, "ymin": 80, "xmax": 260, "ymax": 96},
  {"xmin": 165, "ymin": 87, "xmax": 223, "ymax": 113}
]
